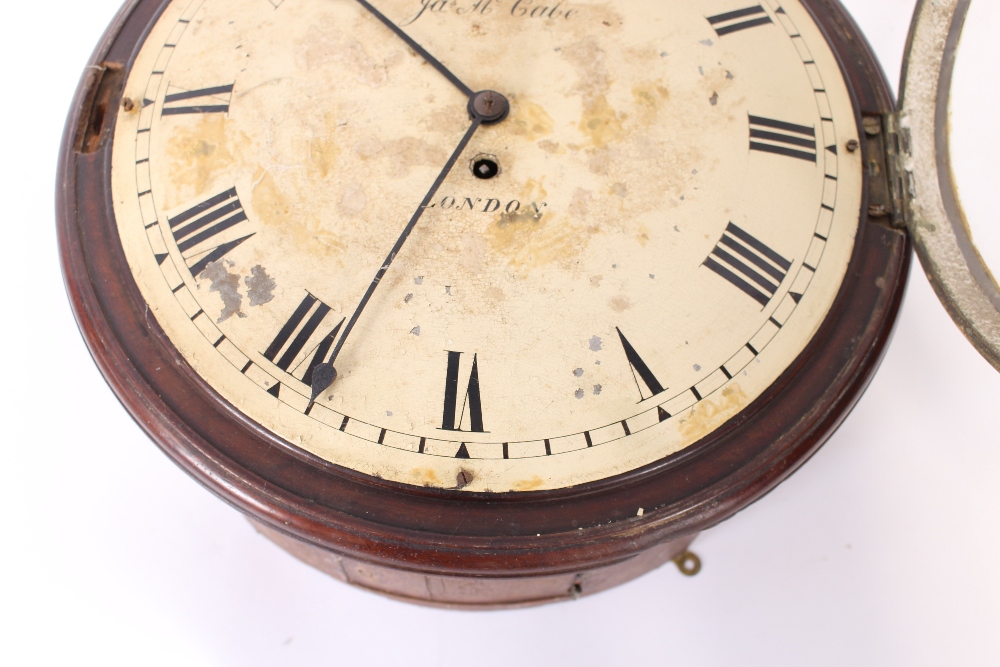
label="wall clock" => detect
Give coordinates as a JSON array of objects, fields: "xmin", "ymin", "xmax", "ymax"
[{"xmin": 57, "ymin": 0, "xmax": 996, "ymax": 608}]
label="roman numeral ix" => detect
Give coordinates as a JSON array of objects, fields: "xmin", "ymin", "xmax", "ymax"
[
  {"xmin": 616, "ymin": 328, "xmax": 667, "ymax": 401},
  {"xmin": 441, "ymin": 351, "xmax": 485, "ymax": 433},
  {"xmin": 263, "ymin": 293, "xmax": 344, "ymax": 387},
  {"xmin": 167, "ymin": 187, "xmax": 253, "ymax": 276},
  {"xmin": 704, "ymin": 223, "xmax": 792, "ymax": 306},
  {"xmin": 749, "ymin": 115, "xmax": 818, "ymax": 163},
  {"xmin": 161, "ymin": 83, "xmax": 234, "ymax": 116},
  {"xmin": 707, "ymin": 5, "xmax": 773, "ymax": 36}
]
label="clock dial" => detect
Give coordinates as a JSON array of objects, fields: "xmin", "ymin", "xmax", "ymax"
[{"xmin": 111, "ymin": 0, "xmax": 862, "ymax": 492}]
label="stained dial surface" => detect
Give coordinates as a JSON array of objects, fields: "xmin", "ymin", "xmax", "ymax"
[{"xmin": 112, "ymin": 0, "xmax": 862, "ymax": 492}]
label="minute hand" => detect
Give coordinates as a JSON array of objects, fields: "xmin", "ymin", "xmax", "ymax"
[
  {"xmin": 353, "ymin": 0, "xmax": 474, "ymax": 98},
  {"xmin": 304, "ymin": 118, "xmax": 483, "ymax": 409}
]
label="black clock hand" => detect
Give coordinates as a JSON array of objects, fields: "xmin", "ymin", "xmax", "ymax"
[
  {"xmin": 353, "ymin": 0, "xmax": 474, "ymax": 99},
  {"xmin": 331, "ymin": 116, "xmax": 480, "ymax": 363},
  {"xmin": 307, "ymin": 116, "xmax": 492, "ymax": 410},
  {"xmin": 306, "ymin": 91, "xmax": 510, "ymax": 409}
]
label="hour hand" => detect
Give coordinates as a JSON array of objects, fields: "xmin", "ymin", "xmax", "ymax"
[{"xmin": 353, "ymin": 0, "xmax": 474, "ymax": 98}]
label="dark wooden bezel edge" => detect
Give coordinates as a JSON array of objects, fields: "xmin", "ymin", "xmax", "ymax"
[{"xmin": 57, "ymin": 0, "xmax": 909, "ymax": 580}]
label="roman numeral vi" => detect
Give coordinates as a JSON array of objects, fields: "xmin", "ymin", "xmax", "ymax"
[
  {"xmin": 704, "ymin": 223, "xmax": 792, "ymax": 306},
  {"xmin": 441, "ymin": 351, "xmax": 485, "ymax": 433}
]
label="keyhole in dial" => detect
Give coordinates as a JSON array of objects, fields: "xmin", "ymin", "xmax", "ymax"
[{"xmin": 472, "ymin": 155, "xmax": 500, "ymax": 180}]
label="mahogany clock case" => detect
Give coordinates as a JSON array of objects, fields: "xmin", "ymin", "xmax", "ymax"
[{"xmin": 57, "ymin": 0, "xmax": 909, "ymax": 606}]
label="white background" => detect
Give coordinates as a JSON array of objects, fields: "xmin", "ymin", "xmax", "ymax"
[{"xmin": 3, "ymin": 1, "xmax": 999, "ymax": 665}]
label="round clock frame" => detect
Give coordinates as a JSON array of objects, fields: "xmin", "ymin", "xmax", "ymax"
[{"xmin": 58, "ymin": 0, "xmax": 909, "ymax": 608}]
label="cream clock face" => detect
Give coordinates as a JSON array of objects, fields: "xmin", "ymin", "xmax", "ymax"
[{"xmin": 111, "ymin": 0, "xmax": 861, "ymax": 492}]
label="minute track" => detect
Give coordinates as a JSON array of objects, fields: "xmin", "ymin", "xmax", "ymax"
[
  {"xmin": 130, "ymin": 0, "xmax": 843, "ymax": 458},
  {"xmin": 192, "ymin": 285, "xmax": 811, "ymax": 462}
]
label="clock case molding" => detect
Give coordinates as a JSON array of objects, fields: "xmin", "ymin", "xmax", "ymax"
[{"xmin": 58, "ymin": 0, "xmax": 909, "ymax": 608}]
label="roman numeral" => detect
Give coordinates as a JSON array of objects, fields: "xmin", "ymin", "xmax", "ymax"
[
  {"xmin": 167, "ymin": 187, "xmax": 253, "ymax": 276},
  {"xmin": 161, "ymin": 83, "xmax": 234, "ymax": 116},
  {"xmin": 749, "ymin": 115, "xmax": 817, "ymax": 163},
  {"xmin": 704, "ymin": 223, "xmax": 792, "ymax": 306},
  {"xmin": 441, "ymin": 352, "xmax": 485, "ymax": 433},
  {"xmin": 707, "ymin": 5, "xmax": 773, "ymax": 36},
  {"xmin": 616, "ymin": 328, "xmax": 666, "ymax": 401},
  {"xmin": 263, "ymin": 293, "xmax": 344, "ymax": 384}
]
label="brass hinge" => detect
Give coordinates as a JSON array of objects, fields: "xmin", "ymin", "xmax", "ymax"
[{"xmin": 863, "ymin": 113, "xmax": 911, "ymax": 230}]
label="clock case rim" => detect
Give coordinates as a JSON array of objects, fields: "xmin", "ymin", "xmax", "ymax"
[{"xmin": 58, "ymin": 0, "xmax": 910, "ymax": 579}]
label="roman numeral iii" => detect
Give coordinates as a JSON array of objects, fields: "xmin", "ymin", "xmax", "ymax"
[
  {"xmin": 749, "ymin": 115, "xmax": 818, "ymax": 163},
  {"xmin": 161, "ymin": 83, "xmax": 234, "ymax": 116},
  {"xmin": 441, "ymin": 352, "xmax": 485, "ymax": 433},
  {"xmin": 264, "ymin": 293, "xmax": 344, "ymax": 385},
  {"xmin": 704, "ymin": 223, "xmax": 792, "ymax": 306},
  {"xmin": 167, "ymin": 187, "xmax": 253, "ymax": 276},
  {"xmin": 707, "ymin": 5, "xmax": 773, "ymax": 36}
]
